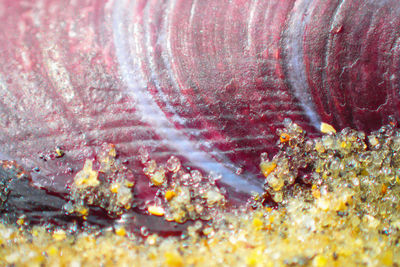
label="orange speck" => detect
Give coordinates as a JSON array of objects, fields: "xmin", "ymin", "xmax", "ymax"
[
  {"xmin": 16, "ymin": 218, "xmax": 24, "ymax": 226},
  {"xmin": 312, "ymin": 185, "xmax": 321, "ymax": 198},
  {"xmin": 381, "ymin": 184, "xmax": 388, "ymax": 195},
  {"xmin": 165, "ymin": 190, "xmax": 176, "ymax": 201},
  {"xmin": 280, "ymin": 133, "xmax": 291, "ymax": 143}
]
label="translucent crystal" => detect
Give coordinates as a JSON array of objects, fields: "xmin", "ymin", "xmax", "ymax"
[
  {"xmin": 143, "ymin": 160, "xmax": 157, "ymax": 175},
  {"xmin": 166, "ymin": 156, "xmax": 181, "ymax": 173},
  {"xmin": 260, "ymin": 152, "xmax": 269, "ymax": 162},
  {"xmin": 190, "ymin": 170, "xmax": 202, "ymax": 184},
  {"xmin": 138, "ymin": 147, "xmax": 149, "ymax": 164}
]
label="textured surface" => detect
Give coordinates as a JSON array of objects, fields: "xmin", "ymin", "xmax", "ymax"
[{"xmin": 0, "ymin": 0, "xmax": 399, "ymax": 199}]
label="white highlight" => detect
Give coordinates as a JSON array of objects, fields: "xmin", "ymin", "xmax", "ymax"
[
  {"xmin": 112, "ymin": 0, "xmax": 263, "ymax": 195},
  {"xmin": 283, "ymin": 0, "xmax": 321, "ymax": 130}
]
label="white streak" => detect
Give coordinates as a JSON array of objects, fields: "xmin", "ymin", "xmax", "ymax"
[
  {"xmin": 283, "ymin": 0, "xmax": 321, "ymax": 129},
  {"xmin": 112, "ymin": 0, "xmax": 263, "ymax": 195}
]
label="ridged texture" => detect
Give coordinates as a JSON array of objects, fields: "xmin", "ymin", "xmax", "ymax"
[{"xmin": 0, "ymin": 0, "xmax": 399, "ymax": 198}]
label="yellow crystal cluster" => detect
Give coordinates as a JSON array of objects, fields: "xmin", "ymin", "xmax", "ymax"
[
  {"xmin": 66, "ymin": 144, "xmax": 135, "ymax": 217},
  {"xmin": 0, "ymin": 182, "xmax": 397, "ymax": 266},
  {"xmin": 140, "ymin": 151, "xmax": 225, "ymax": 223}
]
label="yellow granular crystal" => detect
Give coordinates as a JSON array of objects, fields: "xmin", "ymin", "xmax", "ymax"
[
  {"xmin": 267, "ymin": 175, "xmax": 285, "ymax": 191},
  {"xmin": 148, "ymin": 206, "xmax": 165, "ymax": 216},
  {"xmin": 74, "ymin": 159, "xmax": 99, "ymax": 188},
  {"xmin": 150, "ymin": 169, "xmax": 166, "ymax": 186},
  {"xmin": 311, "ymin": 185, "xmax": 321, "ymax": 199},
  {"xmin": 110, "ymin": 183, "xmax": 120, "ymax": 193},
  {"xmin": 172, "ymin": 209, "xmax": 187, "ymax": 223},
  {"xmin": 381, "ymin": 250, "xmax": 393, "ymax": 266},
  {"xmin": 341, "ymin": 141, "xmax": 351, "ymax": 149},
  {"xmin": 205, "ymin": 190, "xmax": 224, "ymax": 206},
  {"xmin": 16, "ymin": 218, "xmax": 24, "ymax": 226},
  {"xmin": 252, "ymin": 217, "xmax": 263, "ymax": 231},
  {"xmin": 115, "ymin": 226, "xmax": 126, "ymax": 237},
  {"xmin": 320, "ymin": 122, "xmax": 336, "ymax": 134},
  {"xmin": 124, "ymin": 180, "xmax": 135, "ymax": 188},
  {"xmin": 202, "ymin": 227, "xmax": 214, "ymax": 236},
  {"xmin": 164, "ymin": 251, "xmax": 183, "ymax": 267},
  {"xmin": 246, "ymin": 247, "xmax": 268, "ymax": 267},
  {"xmin": 313, "ymin": 255, "xmax": 328, "ymax": 267},
  {"xmin": 46, "ymin": 246, "xmax": 58, "ymax": 257},
  {"xmin": 315, "ymin": 141, "xmax": 325, "ymax": 153},
  {"xmin": 165, "ymin": 190, "xmax": 176, "ymax": 201},
  {"xmin": 77, "ymin": 206, "xmax": 89, "ymax": 217},
  {"xmin": 99, "ymin": 143, "xmax": 116, "ymax": 162},
  {"xmin": 246, "ymin": 252, "xmax": 260, "ymax": 266},
  {"xmin": 52, "ymin": 230, "xmax": 66, "ymax": 241},
  {"xmin": 55, "ymin": 147, "xmax": 64, "ymax": 157},
  {"xmin": 31, "ymin": 229, "xmax": 39, "ymax": 237},
  {"xmin": 108, "ymin": 144, "xmax": 117, "ymax": 157},
  {"xmin": 260, "ymin": 161, "xmax": 277, "ymax": 178}
]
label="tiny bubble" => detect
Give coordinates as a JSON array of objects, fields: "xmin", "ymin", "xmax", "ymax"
[
  {"xmin": 140, "ymin": 226, "xmax": 149, "ymax": 236},
  {"xmin": 260, "ymin": 152, "xmax": 269, "ymax": 162}
]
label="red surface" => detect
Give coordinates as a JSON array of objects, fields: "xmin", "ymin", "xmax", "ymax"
[{"xmin": 0, "ymin": 0, "xmax": 399, "ymax": 200}]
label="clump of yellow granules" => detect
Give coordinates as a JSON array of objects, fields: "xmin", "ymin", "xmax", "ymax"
[
  {"xmin": 0, "ymin": 121, "xmax": 399, "ymax": 266},
  {"xmin": 65, "ymin": 143, "xmax": 135, "ymax": 218},
  {"xmin": 0, "ymin": 188, "xmax": 397, "ymax": 266},
  {"xmin": 140, "ymin": 151, "xmax": 226, "ymax": 223}
]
